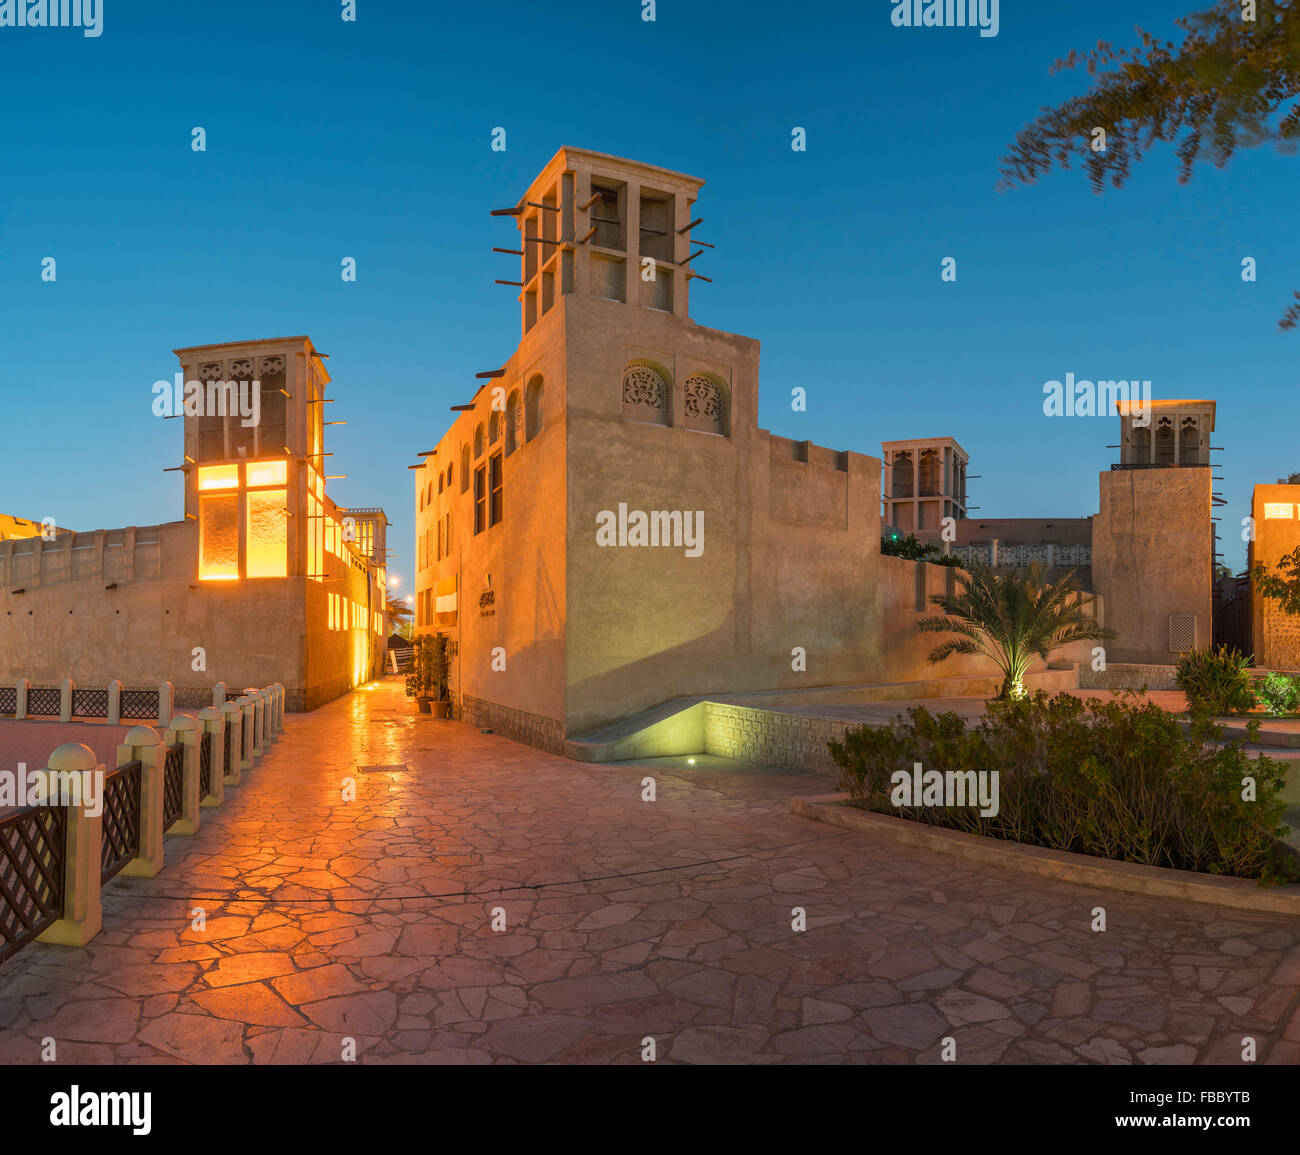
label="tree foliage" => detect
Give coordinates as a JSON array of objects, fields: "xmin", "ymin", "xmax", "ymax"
[
  {"xmin": 917, "ymin": 561, "xmax": 1113, "ymax": 699},
  {"xmin": 1250, "ymin": 544, "xmax": 1300, "ymax": 613},
  {"xmin": 999, "ymin": 0, "xmax": 1300, "ymax": 329}
]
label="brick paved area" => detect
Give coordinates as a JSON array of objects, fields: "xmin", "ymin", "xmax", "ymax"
[{"xmin": 1, "ymin": 681, "xmax": 1297, "ymax": 1065}]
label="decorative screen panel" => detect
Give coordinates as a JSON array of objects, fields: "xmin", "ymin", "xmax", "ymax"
[{"xmin": 1168, "ymin": 614, "xmax": 1197, "ymax": 653}]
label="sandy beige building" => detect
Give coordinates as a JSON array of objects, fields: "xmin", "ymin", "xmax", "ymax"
[
  {"xmin": 1248, "ymin": 481, "xmax": 1300, "ymax": 668},
  {"xmin": 0, "ymin": 336, "xmax": 387, "ymax": 710},
  {"xmin": 412, "ymin": 149, "xmax": 1098, "ymax": 750},
  {"xmin": 1091, "ymin": 400, "xmax": 1216, "ymax": 664}
]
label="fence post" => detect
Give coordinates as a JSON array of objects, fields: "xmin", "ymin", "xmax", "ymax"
[
  {"xmin": 220, "ymin": 701, "xmax": 243, "ymax": 785},
  {"xmin": 236, "ymin": 696, "xmax": 255, "ymax": 771},
  {"xmin": 273, "ymin": 683, "xmax": 286, "ymax": 732},
  {"xmin": 35, "ymin": 742, "xmax": 103, "ymax": 947},
  {"xmin": 59, "ymin": 678, "xmax": 74, "ymax": 722},
  {"xmin": 990, "ymin": 538, "xmax": 999, "ymax": 568},
  {"xmin": 107, "ymin": 679, "xmax": 122, "ymax": 726},
  {"xmin": 261, "ymin": 689, "xmax": 273, "ymax": 747},
  {"xmin": 198, "ymin": 706, "xmax": 224, "ymax": 808},
  {"xmin": 165, "ymin": 715, "xmax": 201, "ymax": 836},
  {"xmin": 15, "ymin": 677, "xmax": 28, "ymax": 720},
  {"xmin": 1046, "ymin": 542, "xmax": 1056, "ymax": 570},
  {"xmin": 213, "ymin": 681, "xmax": 226, "ymax": 707},
  {"xmin": 119, "ymin": 725, "xmax": 163, "ymax": 878},
  {"xmin": 157, "ymin": 681, "xmax": 174, "ymax": 728},
  {"xmin": 242, "ymin": 690, "xmax": 265, "ymax": 759}
]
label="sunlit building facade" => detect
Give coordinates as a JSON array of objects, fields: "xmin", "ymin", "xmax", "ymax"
[{"xmin": 0, "ymin": 336, "xmax": 387, "ymax": 710}]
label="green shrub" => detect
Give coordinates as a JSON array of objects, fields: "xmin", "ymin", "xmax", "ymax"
[
  {"xmin": 404, "ymin": 634, "xmax": 450, "ymax": 700},
  {"xmin": 1256, "ymin": 672, "xmax": 1300, "ymax": 718},
  {"xmin": 882, "ymin": 534, "xmax": 936, "ymax": 560},
  {"xmin": 1176, "ymin": 646, "xmax": 1256, "ymax": 716},
  {"xmin": 828, "ymin": 691, "xmax": 1297, "ymax": 884}
]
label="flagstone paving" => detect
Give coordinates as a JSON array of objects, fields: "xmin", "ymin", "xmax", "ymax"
[{"xmin": 2, "ymin": 680, "xmax": 1299, "ymax": 1065}]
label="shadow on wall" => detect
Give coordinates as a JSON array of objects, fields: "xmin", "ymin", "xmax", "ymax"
[{"xmin": 561, "ymin": 556, "xmax": 1098, "ymax": 736}]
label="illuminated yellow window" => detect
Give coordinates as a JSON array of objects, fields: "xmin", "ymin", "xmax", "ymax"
[
  {"xmin": 247, "ymin": 459, "xmax": 288, "ymax": 488},
  {"xmin": 199, "ymin": 493, "xmax": 239, "ymax": 579},
  {"xmin": 1264, "ymin": 503, "xmax": 1295, "ymax": 520},
  {"xmin": 246, "ymin": 489, "xmax": 287, "ymax": 577},
  {"xmin": 308, "ymin": 495, "xmax": 322, "ymax": 581},
  {"xmin": 198, "ymin": 464, "xmax": 239, "ymax": 491}
]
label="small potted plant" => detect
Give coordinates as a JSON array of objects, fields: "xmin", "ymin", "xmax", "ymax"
[
  {"xmin": 406, "ymin": 635, "xmax": 435, "ymax": 713},
  {"xmin": 429, "ymin": 634, "xmax": 451, "ymax": 718},
  {"xmin": 405, "ymin": 635, "xmax": 451, "ymax": 717}
]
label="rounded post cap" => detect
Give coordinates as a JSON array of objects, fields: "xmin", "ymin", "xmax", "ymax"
[
  {"xmin": 234, "ymin": 696, "xmax": 253, "ymax": 706},
  {"xmin": 198, "ymin": 706, "xmax": 222, "ymax": 720},
  {"xmin": 219, "ymin": 701, "xmax": 241, "ymax": 714},
  {"xmin": 47, "ymin": 741, "xmax": 99, "ymax": 773},
  {"xmin": 167, "ymin": 714, "xmax": 198, "ymax": 731},
  {"xmin": 123, "ymin": 725, "xmax": 161, "ymax": 747}
]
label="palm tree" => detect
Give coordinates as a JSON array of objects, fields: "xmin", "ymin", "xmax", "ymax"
[
  {"xmin": 385, "ymin": 593, "xmax": 413, "ymax": 639},
  {"xmin": 916, "ymin": 562, "xmax": 1113, "ymax": 700}
]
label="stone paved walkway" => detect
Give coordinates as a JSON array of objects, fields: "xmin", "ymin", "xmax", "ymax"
[{"xmin": 1, "ymin": 680, "xmax": 1298, "ymax": 1065}]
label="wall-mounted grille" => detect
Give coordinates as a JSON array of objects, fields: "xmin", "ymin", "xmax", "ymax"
[{"xmin": 1169, "ymin": 614, "xmax": 1197, "ymax": 653}]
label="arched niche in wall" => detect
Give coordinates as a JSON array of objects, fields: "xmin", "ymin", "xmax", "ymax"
[
  {"xmin": 525, "ymin": 376, "xmax": 545, "ymax": 441},
  {"xmin": 682, "ymin": 373, "xmax": 728, "ymax": 436},
  {"xmin": 505, "ymin": 390, "xmax": 523, "ymax": 456},
  {"xmin": 622, "ymin": 361, "xmax": 670, "ymax": 426}
]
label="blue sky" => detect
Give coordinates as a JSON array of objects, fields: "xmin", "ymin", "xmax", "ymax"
[{"xmin": 1, "ymin": 0, "xmax": 1294, "ymax": 579}]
